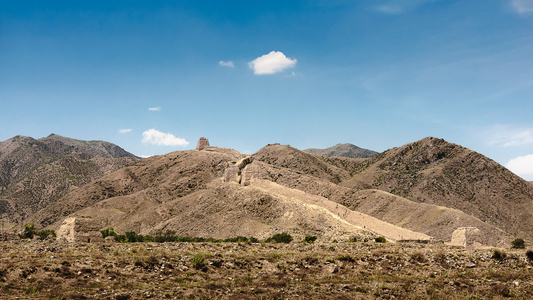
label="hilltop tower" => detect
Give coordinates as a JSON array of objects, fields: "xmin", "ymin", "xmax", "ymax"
[{"xmin": 196, "ymin": 137, "xmax": 210, "ymax": 150}]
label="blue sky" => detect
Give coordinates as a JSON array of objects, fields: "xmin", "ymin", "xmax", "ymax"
[{"xmin": 1, "ymin": 0, "xmax": 533, "ymax": 180}]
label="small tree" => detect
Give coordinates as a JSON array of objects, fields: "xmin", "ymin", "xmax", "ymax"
[
  {"xmin": 511, "ymin": 238, "xmax": 525, "ymax": 249},
  {"xmin": 22, "ymin": 222, "xmax": 38, "ymax": 239}
]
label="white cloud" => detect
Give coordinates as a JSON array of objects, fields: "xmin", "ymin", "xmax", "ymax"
[
  {"xmin": 375, "ymin": 5, "xmax": 403, "ymax": 14},
  {"xmin": 489, "ymin": 125, "xmax": 533, "ymax": 147},
  {"xmin": 373, "ymin": 0, "xmax": 433, "ymax": 14},
  {"xmin": 141, "ymin": 129, "xmax": 189, "ymax": 146},
  {"xmin": 506, "ymin": 154, "xmax": 533, "ymax": 180},
  {"xmin": 148, "ymin": 107, "xmax": 161, "ymax": 111},
  {"xmin": 118, "ymin": 128, "xmax": 132, "ymax": 134},
  {"xmin": 512, "ymin": 0, "xmax": 533, "ymax": 14},
  {"xmin": 219, "ymin": 60, "xmax": 234, "ymax": 67},
  {"xmin": 248, "ymin": 51, "xmax": 297, "ymax": 75}
]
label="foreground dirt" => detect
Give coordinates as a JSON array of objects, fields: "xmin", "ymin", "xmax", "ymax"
[{"xmin": 1, "ymin": 240, "xmax": 532, "ymax": 299}]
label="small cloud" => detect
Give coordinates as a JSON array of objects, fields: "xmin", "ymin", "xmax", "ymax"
[
  {"xmin": 118, "ymin": 128, "xmax": 132, "ymax": 134},
  {"xmin": 489, "ymin": 125, "xmax": 533, "ymax": 147},
  {"xmin": 142, "ymin": 129, "xmax": 189, "ymax": 146},
  {"xmin": 511, "ymin": 0, "xmax": 533, "ymax": 14},
  {"xmin": 148, "ymin": 107, "xmax": 161, "ymax": 111},
  {"xmin": 139, "ymin": 154, "xmax": 153, "ymax": 158},
  {"xmin": 249, "ymin": 51, "xmax": 297, "ymax": 75},
  {"xmin": 375, "ymin": 5, "xmax": 404, "ymax": 14},
  {"xmin": 373, "ymin": 0, "xmax": 433, "ymax": 14},
  {"xmin": 219, "ymin": 60, "xmax": 234, "ymax": 67},
  {"xmin": 506, "ymin": 154, "xmax": 533, "ymax": 180}
]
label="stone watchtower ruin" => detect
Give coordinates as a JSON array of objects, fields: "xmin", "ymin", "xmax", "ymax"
[{"xmin": 196, "ymin": 137, "xmax": 210, "ymax": 150}]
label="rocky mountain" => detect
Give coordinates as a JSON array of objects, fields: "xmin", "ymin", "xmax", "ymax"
[
  {"xmin": 304, "ymin": 143, "xmax": 378, "ymax": 158},
  {"xmin": 0, "ymin": 134, "xmax": 139, "ymax": 223},
  {"xmin": 28, "ymin": 137, "xmax": 533, "ymax": 247}
]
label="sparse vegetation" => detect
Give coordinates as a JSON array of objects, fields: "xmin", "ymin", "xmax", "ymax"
[
  {"xmin": 511, "ymin": 238, "xmax": 525, "ymax": 249},
  {"xmin": 374, "ymin": 236, "xmax": 387, "ymax": 243},
  {"xmin": 1, "ymin": 241, "xmax": 532, "ymax": 299},
  {"xmin": 21, "ymin": 223, "xmax": 55, "ymax": 240},
  {"xmin": 526, "ymin": 250, "xmax": 533, "ymax": 261},
  {"xmin": 492, "ymin": 249, "xmax": 507, "ymax": 260},
  {"xmin": 302, "ymin": 235, "xmax": 317, "ymax": 243},
  {"xmin": 191, "ymin": 253, "xmax": 208, "ymax": 271}
]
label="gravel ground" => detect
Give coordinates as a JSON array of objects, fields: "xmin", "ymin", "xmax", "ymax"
[{"xmin": 1, "ymin": 240, "xmax": 532, "ymax": 299}]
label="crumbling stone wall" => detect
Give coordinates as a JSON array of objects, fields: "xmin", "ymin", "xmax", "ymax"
[
  {"xmin": 57, "ymin": 217, "xmax": 104, "ymax": 243},
  {"xmin": 223, "ymin": 156, "xmax": 256, "ymax": 186},
  {"xmin": 196, "ymin": 137, "xmax": 210, "ymax": 150},
  {"xmin": 450, "ymin": 227, "xmax": 480, "ymax": 248}
]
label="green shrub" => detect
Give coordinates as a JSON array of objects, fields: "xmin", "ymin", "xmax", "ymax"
[
  {"xmin": 101, "ymin": 227, "xmax": 117, "ymax": 239},
  {"xmin": 511, "ymin": 238, "xmax": 525, "ymax": 249},
  {"xmin": 37, "ymin": 229, "xmax": 56, "ymax": 240},
  {"xmin": 22, "ymin": 223, "xmax": 55, "ymax": 240},
  {"xmin": 191, "ymin": 253, "xmax": 207, "ymax": 271},
  {"xmin": 526, "ymin": 250, "xmax": 533, "ymax": 261},
  {"xmin": 346, "ymin": 237, "xmax": 357, "ymax": 243},
  {"xmin": 125, "ymin": 231, "xmax": 144, "ymax": 243},
  {"xmin": 492, "ymin": 249, "xmax": 507, "ymax": 260},
  {"xmin": 266, "ymin": 233, "xmax": 293, "ymax": 243},
  {"xmin": 303, "ymin": 235, "xmax": 317, "ymax": 243},
  {"xmin": 375, "ymin": 236, "xmax": 387, "ymax": 243}
]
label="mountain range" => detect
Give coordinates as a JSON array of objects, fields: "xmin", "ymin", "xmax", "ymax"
[
  {"xmin": 2, "ymin": 134, "xmax": 532, "ymax": 248},
  {"xmin": 0, "ymin": 134, "xmax": 138, "ymax": 223}
]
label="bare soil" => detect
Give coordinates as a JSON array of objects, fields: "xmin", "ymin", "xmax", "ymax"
[{"xmin": 1, "ymin": 240, "xmax": 532, "ymax": 299}]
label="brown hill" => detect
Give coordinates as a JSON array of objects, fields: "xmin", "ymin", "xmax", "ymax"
[
  {"xmin": 304, "ymin": 143, "xmax": 378, "ymax": 158},
  {"xmin": 0, "ymin": 134, "xmax": 139, "ymax": 223},
  {"xmin": 28, "ymin": 137, "xmax": 533, "ymax": 247},
  {"xmin": 340, "ymin": 137, "xmax": 533, "ymax": 242}
]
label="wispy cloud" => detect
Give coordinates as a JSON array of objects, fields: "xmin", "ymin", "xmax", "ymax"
[
  {"xmin": 506, "ymin": 154, "xmax": 533, "ymax": 180},
  {"xmin": 489, "ymin": 125, "xmax": 533, "ymax": 147},
  {"xmin": 148, "ymin": 107, "xmax": 161, "ymax": 111},
  {"xmin": 142, "ymin": 129, "xmax": 189, "ymax": 146},
  {"xmin": 118, "ymin": 128, "xmax": 132, "ymax": 134},
  {"xmin": 249, "ymin": 51, "xmax": 297, "ymax": 75},
  {"xmin": 511, "ymin": 0, "xmax": 533, "ymax": 14},
  {"xmin": 219, "ymin": 60, "xmax": 234, "ymax": 67},
  {"xmin": 373, "ymin": 0, "xmax": 433, "ymax": 14}
]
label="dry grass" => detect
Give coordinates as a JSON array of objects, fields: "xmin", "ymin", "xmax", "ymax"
[{"xmin": 1, "ymin": 240, "xmax": 533, "ymax": 299}]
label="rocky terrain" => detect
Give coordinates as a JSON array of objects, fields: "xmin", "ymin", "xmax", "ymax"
[
  {"xmin": 1, "ymin": 239, "xmax": 532, "ymax": 299},
  {"xmin": 0, "ymin": 134, "xmax": 139, "ymax": 224},
  {"xmin": 304, "ymin": 143, "xmax": 378, "ymax": 158}
]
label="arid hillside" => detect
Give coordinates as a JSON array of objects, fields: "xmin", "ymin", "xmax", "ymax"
[
  {"xmin": 340, "ymin": 137, "xmax": 533, "ymax": 243},
  {"xmin": 26, "ymin": 137, "xmax": 533, "ymax": 247},
  {"xmin": 304, "ymin": 143, "xmax": 378, "ymax": 158},
  {"xmin": 0, "ymin": 134, "xmax": 139, "ymax": 223}
]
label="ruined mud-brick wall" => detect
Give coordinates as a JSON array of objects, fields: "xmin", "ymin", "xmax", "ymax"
[
  {"xmin": 57, "ymin": 217, "xmax": 104, "ymax": 243},
  {"xmin": 196, "ymin": 137, "xmax": 210, "ymax": 150}
]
